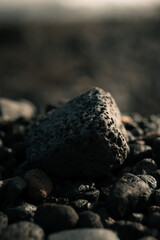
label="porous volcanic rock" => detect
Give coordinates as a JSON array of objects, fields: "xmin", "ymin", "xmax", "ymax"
[{"xmin": 25, "ymin": 87, "xmax": 129, "ymax": 178}]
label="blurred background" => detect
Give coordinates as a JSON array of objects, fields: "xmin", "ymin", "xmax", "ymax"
[{"xmin": 0, "ymin": 0, "xmax": 160, "ymax": 114}]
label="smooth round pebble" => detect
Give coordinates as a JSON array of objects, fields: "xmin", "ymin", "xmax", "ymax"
[
  {"xmin": 47, "ymin": 229, "xmax": 119, "ymax": 240},
  {"xmin": 78, "ymin": 211, "xmax": 103, "ymax": 228},
  {"xmin": 1, "ymin": 221, "xmax": 44, "ymax": 240},
  {"xmin": 0, "ymin": 212, "xmax": 8, "ymax": 234},
  {"xmin": 35, "ymin": 203, "xmax": 79, "ymax": 233},
  {"xmin": 25, "ymin": 169, "xmax": 53, "ymax": 201}
]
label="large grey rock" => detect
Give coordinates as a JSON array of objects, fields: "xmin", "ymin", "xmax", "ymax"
[
  {"xmin": 26, "ymin": 87, "xmax": 129, "ymax": 178},
  {"xmin": 107, "ymin": 173, "xmax": 156, "ymax": 218},
  {"xmin": 0, "ymin": 98, "xmax": 36, "ymax": 122},
  {"xmin": 47, "ymin": 229, "xmax": 119, "ymax": 240}
]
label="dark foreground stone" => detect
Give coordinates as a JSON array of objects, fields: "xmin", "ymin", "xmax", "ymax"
[
  {"xmin": 26, "ymin": 87, "xmax": 129, "ymax": 178},
  {"xmin": 1, "ymin": 221, "xmax": 44, "ymax": 240},
  {"xmin": 47, "ymin": 229, "xmax": 119, "ymax": 240},
  {"xmin": 34, "ymin": 203, "xmax": 79, "ymax": 233}
]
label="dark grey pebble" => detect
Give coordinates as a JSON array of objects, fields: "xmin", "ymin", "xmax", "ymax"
[
  {"xmin": 4, "ymin": 203, "xmax": 37, "ymax": 223},
  {"xmin": 34, "ymin": 203, "xmax": 79, "ymax": 233},
  {"xmin": 111, "ymin": 221, "xmax": 153, "ymax": 240},
  {"xmin": 132, "ymin": 159, "xmax": 157, "ymax": 176},
  {"xmin": 1, "ymin": 221, "xmax": 44, "ymax": 240},
  {"xmin": 107, "ymin": 173, "xmax": 155, "ymax": 218},
  {"xmin": 0, "ymin": 212, "xmax": 8, "ymax": 235},
  {"xmin": 4, "ymin": 176, "xmax": 26, "ymax": 206},
  {"xmin": 77, "ymin": 211, "xmax": 103, "ymax": 228},
  {"xmin": 70, "ymin": 199, "xmax": 92, "ymax": 212}
]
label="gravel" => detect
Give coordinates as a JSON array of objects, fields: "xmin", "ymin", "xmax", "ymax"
[{"xmin": 0, "ymin": 88, "xmax": 160, "ymax": 239}]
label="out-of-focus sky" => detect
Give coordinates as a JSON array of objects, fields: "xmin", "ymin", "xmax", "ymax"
[{"xmin": 0, "ymin": 0, "xmax": 160, "ymax": 22}]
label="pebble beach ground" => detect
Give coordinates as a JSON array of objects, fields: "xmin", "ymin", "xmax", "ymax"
[{"xmin": 0, "ymin": 87, "xmax": 160, "ymax": 239}]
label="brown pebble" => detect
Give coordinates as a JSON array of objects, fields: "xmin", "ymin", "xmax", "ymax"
[{"xmin": 25, "ymin": 169, "xmax": 53, "ymax": 201}]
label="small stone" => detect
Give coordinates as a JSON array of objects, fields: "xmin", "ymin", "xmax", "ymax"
[
  {"xmin": 148, "ymin": 212, "xmax": 160, "ymax": 231},
  {"xmin": 1, "ymin": 221, "xmax": 44, "ymax": 240},
  {"xmin": 153, "ymin": 138, "xmax": 160, "ymax": 164},
  {"xmin": 47, "ymin": 229, "xmax": 119, "ymax": 240},
  {"xmin": 132, "ymin": 159, "xmax": 157, "ymax": 176},
  {"xmin": 26, "ymin": 87, "xmax": 129, "ymax": 178},
  {"xmin": 107, "ymin": 173, "xmax": 154, "ymax": 218},
  {"xmin": 4, "ymin": 203, "xmax": 37, "ymax": 223},
  {"xmin": 55, "ymin": 181, "xmax": 95, "ymax": 200},
  {"xmin": 34, "ymin": 203, "xmax": 79, "ymax": 233},
  {"xmin": 70, "ymin": 199, "xmax": 92, "ymax": 212},
  {"xmin": 147, "ymin": 205, "xmax": 160, "ymax": 215},
  {"xmin": 128, "ymin": 141, "xmax": 152, "ymax": 165},
  {"xmin": 0, "ymin": 212, "xmax": 8, "ymax": 234},
  {"xmin": 77, "ymin": 211, "xmax": 103, "ymax": 228},
  {"xmin": 111, "ymin": 221, "xmax": 150, "ymax": 240},
  {"xmin": 152, "ymin": 169, "xmax": 160, "ymax": 188},
  {"xmin": 25, "ymin": 169, "xmax": 53, "ymax": 201},
  {"xmin": 4, "ymin": 176, "xmax": 26, "ymax": 206},
  {"xmin": 0, "ymin": 147, "xmax": 12, "ymax": 164},
  {"xmin": 154, "ymin": 189, "xmax": 160, "ymax": 206},
  {"xmin": 79, "ymin": 189, "xmax": 100, "ymax": 202},
  {"xmin": 97, "ymin": 208, "xmax": 115, "ymax": 228},
  {"xmin": 0, "ymin": 98, "xmax": 36, "ymax": 122},
  {"xmin": 127, "ymin": 213, "xmax": 146, "ymax": 224},
  {"xmin": 138, "ymin": 237, "xmax": 158, "ymax": 240},
  {"xmin": 137, "ymin": 175, "xmax": 157, "ymax": 189}
]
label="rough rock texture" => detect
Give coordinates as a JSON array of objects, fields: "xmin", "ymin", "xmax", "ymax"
[
  {"xmin": 34, "ymin": 203, "xmax": 79, "ymax": 233},
  {"xmin": 0, "ymin": 98, "xmax": 36, "ymax": 122},
  {"xmin": 25, "ymin": 169, "xmax": 53, "ymax": 201},
  {"xmin": 47, "ymin": 229, "xmax": 119, "ymax": 240},
  {"xmin": 107, "ymin": 173, "xmax": 155, "ymax": 218},
  {"xmin": 1, "ymin": 221, "xmax": 44, "ymax": 240},
  {"xmin": 26, "ymin": 87, "xmax": 129, "ymax": 178}
]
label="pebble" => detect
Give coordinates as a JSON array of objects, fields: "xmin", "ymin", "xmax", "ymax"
[
  {"xmin": 4, "ymin": 203, "xmax": 37, "ymax": 223},
  {"xmin": 25, "ymin": 169, "xmax": 53, "ymax": 201},
  {"xmin": 154, "ymin": 189, "xmax": 160, "ymax": 205},
  {"xmin": 79, "ymin": 189, "xmax": 100, "ymax": 201},
  {"xmin": 0, "ymin": 98, "xmax": 36, "ymax": 122},
  {"xmin": 0, "ymin": 212, "xmax": 8, "ymax": 234},
  {"xmin": 153, "ymin": 138, "xmax": 160, "ymax": 164},
  {"xmin": 47, "ymin": 229, "xmax": 120, "ymax": 240},
  {"xmin": 107, "ymin": 173, "xmax": 154, "ymax": 218},
  {"xmin": 1, "ymin": 221, "xmax": 44, "ymax": 240},
  {"xmin": 77, "ymin": 211, "xmax": 103, "ymax": 228},
  {"xmin": 132, "ymin": 159, "xmax": 157, "ymax": 175},
  {"xmin": 4, "ymin": 176, "xmax": 26, "ymax": 206},
  {"xmin": 127, "ymin": 213, "xmax": 146, "ymax": 224},
  {"xmin": 26, "ymin": 88, "xmax": 129, "ymax": 178},
  {"xmin": 111, "ymin": 220, "xmax": 152, "ymax": 240},
  {"xmin": 55, "ymin": 181, "xmax": 95, "ymax": 200},
  {"xmin": 70, "ymin": 199, "xmax": 92, "ymax": 212},
  {"xmin": 128, "ymin": 141, "xmax": 152, "ymax": 164},
  {"xmin": 138, "ymin": 237, "xmax": 158, "ymax": 240},
  {"xmin": 34, "ymin": 203, "xmax": 79, "ymax": 233},
  {"xmin": 148, "ymin": 212, "xmax": 160, "ymax": 231}
]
